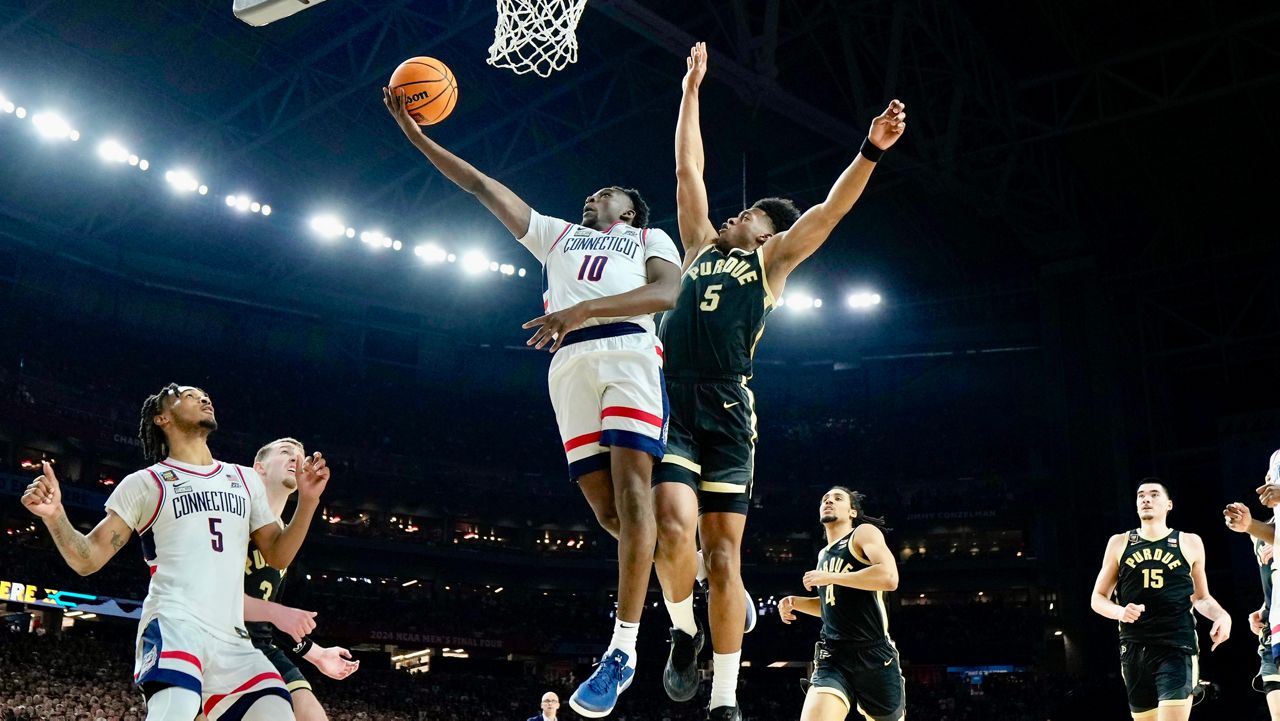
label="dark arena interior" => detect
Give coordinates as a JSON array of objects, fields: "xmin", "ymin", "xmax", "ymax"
[{"xmin": 1, "ymin": 1, "xmax": 1279, "ymax": 719}]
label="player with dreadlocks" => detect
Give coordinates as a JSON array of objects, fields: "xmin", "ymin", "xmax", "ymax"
[
  {"xmin": 778, "ymin": 487, "xmax": 905, "ymax": 721},
  {"xmin": 21, "ymin": 383, "xmax": 332, "ymax": 721}
]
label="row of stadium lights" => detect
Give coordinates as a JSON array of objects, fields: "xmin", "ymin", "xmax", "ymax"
[{"xmin": 0, "ymin": 92, "xmax": 882, "ymax": 310}]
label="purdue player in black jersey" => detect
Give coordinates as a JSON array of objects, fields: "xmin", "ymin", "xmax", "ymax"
[
  {"xmin": 1090, "ymin": 479, "xmax": 1231, "ymax": 721},
  {"xmin": 242, "ymin": 438, "xmax": 359, "ymax": 720},
  {"xmin": 654, "ymin": 41, "xmax": 906, "ymax": 720},
  {"xmin": 777, "ymin": 487, "xmax": 902, "ymax": 721}
]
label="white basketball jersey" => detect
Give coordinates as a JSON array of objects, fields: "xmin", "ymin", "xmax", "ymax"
[
  {"xmin": 518, "ymin": 210, "xmax": 682, "ymax": 333},
  {"xmin": 106, "ymin": 458, "xmax": 275, "ymax": 641}
]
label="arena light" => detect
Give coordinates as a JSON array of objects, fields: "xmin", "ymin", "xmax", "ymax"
[
  {"xmin": 32, "ymin": 111, "xmax": 75, "ymax": 140},
  {"xmin": 234, "ymin": 195, "xmax": 252, "ymax": 212},
  {"xmin": 414, "ymin": 243, "xmax": 447, "ymax": 263},
  {"xmin": 499, "ymin": 264, "xmax": 515, "ymax": 276},
  {"xmin": 309, "ymin": 214, "xmax": 346, "ymax": 239},
  {"xmin": 518, "ymin": 268, "xmax": 527, "ymax": 277},
  {"xmin": 461, "ymin": 251, "xmax": 489, "ymax": 274},
  {"xmin": 846, "ymin": 291, "xmax": 882, "ymax": 310},
  {"xmin": 0, "ymin": 93, "xmax": 13, "ymax": 114},
  {"xmin": 97, "ymin": 139, "xmax": 130, "ymax": 164},
  {"xmin": 260, "ymin": 204, "xmax": 271, "ymax": 216},
  {"xmin": 164, "ymin": 168, "xmax": 201, "ymax": 194},
  {"xmin": 783, "ymin": 292, "xmax": 816, "ymax": 310},
  {"xmin": 14, "ymin": 107, "xmax": 26, "ymax": 119},
  {"xmin": 139, "ymin": 159, "xmax": 149, "ymax": 171}
]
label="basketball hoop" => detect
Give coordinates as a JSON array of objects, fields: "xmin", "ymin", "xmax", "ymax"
[{"xmin": 488, "ymin": 0, "xmax": 589, "ymax": 78}]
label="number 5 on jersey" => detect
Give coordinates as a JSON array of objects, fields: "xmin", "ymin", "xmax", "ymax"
[{"xmin": 700, "ymin": 284, "xmax": 723, "ymax": 312}]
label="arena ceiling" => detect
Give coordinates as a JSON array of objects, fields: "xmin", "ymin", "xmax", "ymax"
[{"xmin": 0, "ymin": 0, "xmax": 1276, "ymax": 347}]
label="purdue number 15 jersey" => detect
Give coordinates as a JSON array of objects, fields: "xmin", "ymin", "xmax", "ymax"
[
  {"xmin": 1116, "ymin": 529, "xmax": 1197, "ymax": 651},
  {"xmin": 106, "ymin": 458, "xmax": 276, "ymax": 641},
  {"xmin": 518, "ymin": 210, "xmax": 681, "ymax": 334}
]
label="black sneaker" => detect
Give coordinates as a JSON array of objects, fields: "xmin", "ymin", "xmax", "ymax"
[
  {"xmin": 708, "ymin": 705, "xmax": 742, "ymax": 721},
  {"xmin": 662, "ymin": 625, "xmax": 705, "ymax": 702}
]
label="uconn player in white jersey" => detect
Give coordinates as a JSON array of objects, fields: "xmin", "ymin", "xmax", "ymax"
[
  {"xmin": 385, "ymin": 88, "xmax": 681, "ymax": 717},
  {"xmin": 21, "ymin": 384, "xmax": 330, "ymax": 721}
]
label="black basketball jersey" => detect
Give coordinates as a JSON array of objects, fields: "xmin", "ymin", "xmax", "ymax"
[
  {"xmin": 1116, "ymin": 529, "xmax": 1197, "ymax": 650},
  {"xmin": 244, "ymin": 538, "xmax": 287, "ymax": 643},
  {"xmin": 658, "ymin": 245, "xmax": 773, "ymax": 380},
  {"xmin": 816, "ymin": 530, "xmax": 891, "ymax": 645}
]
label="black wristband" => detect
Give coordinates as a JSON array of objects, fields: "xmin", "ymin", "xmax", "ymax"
[
  {"xmin": 859, "ymin": 137, "xmax": 885, "ymax": 163},
  {"xmin": 292, "ymin": 636, "xmax": 314, "ymax": 656}
]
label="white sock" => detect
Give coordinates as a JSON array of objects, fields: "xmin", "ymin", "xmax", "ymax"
[
  {"xmin": 664, "ymin": 592, "xmax": 698, "ymax": 636},
  {"xmin": 696, "ymin": 550, "xmax": 708, "ymax": 583},
  {"xmin": 710, "ymin": 651, "xmax": 740, "ymax": 708},
  {"xmin": 609, "ymin": 618, "xmax": 639, "ymax": 662}
]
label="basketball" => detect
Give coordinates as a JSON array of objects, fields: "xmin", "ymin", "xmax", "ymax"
[{"xmin": 389, "ymin": 56, "xmax": 458, "ymax": 125}]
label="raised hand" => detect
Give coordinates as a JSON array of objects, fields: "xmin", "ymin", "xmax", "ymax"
[
  {"xmin": 271, "ymin": 605, "xmax": 318, "ymax": 643},
  {"xmin": 297, "ymin": 452, "xmax": 330, "ymax": 501},
  {"xmin": 1118, "ymin": 602, "xmax": 1145, "ymax": 623},
  {"xmin": 21, "ymin": 461, "xmax": 63, "ymax": 519},
  {"xmin": 683, "ymin": 42, "xmax": 708, "ymax": 93},
  {"xmin": 778, "ymin": 596, "xmax": 798, "ymax": 624},
  {"xmin": 382, "ymin": 87, "xmax": 418, "ymax": 132},
  {"xmin": 308, "ymin": 645, "xmax": 360, "ymax": 680},
  {"xmin": 867, "ymin": 99, "xmax": 906, "ymax": 152}
]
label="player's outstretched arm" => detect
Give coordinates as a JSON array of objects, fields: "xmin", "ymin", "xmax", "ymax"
[
  {"xmin": 523, "ymin": 256, "xmax": 682, "ymax": 352},
  {"xmin": 243, "ymin": 595, "xmax": 317, "ymax": 643},
  {"xmin": 1186, "ymin": 533, "xmax": 1231, "ymax": 650},
  {"xmin": 383, "ymin": 87, "xmax": 532, "ymax": 238},
  {"xmin": 803, "ymin": 525, "xmax": 899, "ymax": 592},
  {"xmin": 21, "ymin": 461, "xmax": 130, "ymax": 576},
  {"xmin": 674, "ymin": 42, "xmax": 719, "ymax": 266},
  {"xmin": 762, "ymin": 100, "xmax": 906, "ymax": 294},
  {"xmin": 1091, "ymin": 533, "xmax": 1145, "ymax": 623},
  {"xmin": 252, "ymin": 453, "xmax": 329, "ymax": 569},
  {"xmin": 778, "ymin": 595, "xmax": 822, "ymax": 623}
]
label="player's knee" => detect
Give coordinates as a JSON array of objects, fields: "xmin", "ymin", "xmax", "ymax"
[
  {"xmin": 703, "ymin": 544, "xmax": 741, "ymax": 583},
  {"xmin": 656, "ymin": 514, "xmax": 693, "ymax": 548},
  {"xmin": 594, "ymin": 509, "xmax": 621, "ymax": 538}
]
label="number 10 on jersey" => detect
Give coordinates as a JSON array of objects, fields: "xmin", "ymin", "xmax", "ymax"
[{"xmin": 577, "ymin": 255, "xmax": 608, "ymax": 282}]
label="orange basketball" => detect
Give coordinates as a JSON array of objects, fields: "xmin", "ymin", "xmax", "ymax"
[{"xmin": 389, "ymin": 56, "xmax": 458, "ymax": 126}]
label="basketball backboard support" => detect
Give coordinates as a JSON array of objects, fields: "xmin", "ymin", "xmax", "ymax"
[{"xmin": 233, "ymin": 0, "xmax": 331, "ymax": 27}]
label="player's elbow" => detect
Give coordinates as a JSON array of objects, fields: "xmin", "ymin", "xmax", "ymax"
[
  {"xmin": 881, "ymin": 569, "xmax": 899, "ymax": 592},
  {"xmin": 73, "ymin": 560, "xmax": 100, "ymax": 577}
]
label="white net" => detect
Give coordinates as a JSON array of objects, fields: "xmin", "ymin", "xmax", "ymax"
[{"xmin": 488, "ymin": 0, "xmax": 590, "ymax": 78}]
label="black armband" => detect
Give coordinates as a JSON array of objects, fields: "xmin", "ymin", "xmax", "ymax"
[
  {"xmin": 859, "ymin": 137, "xmax": 885, "ymax": 163},
  {"xmin": 292, "ymin": 636, "xmax": 314, "ymax": 656}
]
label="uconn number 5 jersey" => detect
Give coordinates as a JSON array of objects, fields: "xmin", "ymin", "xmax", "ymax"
[
  {"xmin": 106, "ymin": 458, "xmax": 276, "ymax": 640},
  {"xmin": 518, "ymin": 210, "xmax": 681, "ymax": 332}
]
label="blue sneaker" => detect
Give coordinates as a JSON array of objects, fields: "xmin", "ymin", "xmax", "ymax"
[{"xmin": 570, "ymin": 649, "xmax": 636, "ymax": 718}]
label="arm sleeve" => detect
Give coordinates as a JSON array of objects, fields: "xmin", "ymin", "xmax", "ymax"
[
  {"xmin": 238, "ymin": 466, "xmax": 279, "ymax": 532},
  {"xmin": 516, "ymin": 210, "xmax": 573, "ymax": 263},
  {"xmin": 104, "ymin": 471, "xmax": 161, "ymax": 532},
  {"xmin": 642, "ymin": 227, "xmax": 682, "ymax": 269}
]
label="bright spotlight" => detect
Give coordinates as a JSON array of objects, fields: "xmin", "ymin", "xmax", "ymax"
[
  {"xmin": 518, "ymin": 268, "xmax": 527, "ymax": 277},
  {"xmin": 814, "ymin": 299, "xmax": 824, "ymax": 308},
  {"xmin": 164, "ymin": 169, "xmax": 201, "ymax": 193},
  {"xmin": 0, "ymin": 94, "xmax": 13, "ymax": 114},
  {"xmin": 128, "ymin": 154, "xmax": 139, "ymax": 166},
  {"xmin": 447, "ymin": 253, "xmax": 457, "ymax": 263},
  {"xmin": 235, "ymin": 196, "xmax": 251, "ymax": 212},
  {"xmin": 499, "ymin": 264, "xmax": 515, "ymax": 276},
  {"xmin": 138, "ymin": 159, "xmax": 149, "ymax": 171},
  {"xmin": 250, "ymin": 202, "xmax": 261, "ymax": 213},
  {"xmin": 309, "ymin": 214, "xmax": 346, "ymax": 239},
  {"xmin": 69, "ymin": 130, "xmax": 80, "ymax": 141},
  {"xmin": 225, "ymin": 195, "xmax": 237, "ymax": 207},
  {"xmin": 97, "ymin": 140, "xmax": 130, "ymax": 163},
  {"xmin": 415, "ymin": 243, "xmax": 447, "ymax": 263},
  {"xmin": 15, "ymin": 107, "xmax": 26, "ymax": 119},
  {"xmin": 32, "ymin": 112, "xmax": 73, "ymax": 140},
  {"xmin": 488, "ymin": 261, "xmax": 500, "ymax": 272},
  {"xmin": 784, "ymin": 292, "xmax": 815, "ymax": 310},
  {"xmin": 846, "ymin": 291, "xmax": 882, "ymax": 310},
  {"xmin": 381, "ymin": 238, "xmax": 393, "ymax": 249},
  {"xmin": 260, "ymin": 204, "xmax": 271, "ymax": 216},
  {"xmin": 198, "ymin": 185, "xmax": 208, "ymax": 195},
  {"xmin": 345, "ymin": 227, "xmax": 355, "ymax": 238},
  {"xmin": 392, "ymin": 240, "xmax": 403, "ymax": 251},
  {"xmin": 461, "ymin": 251, "xmax": 489, "ymax": 274}
]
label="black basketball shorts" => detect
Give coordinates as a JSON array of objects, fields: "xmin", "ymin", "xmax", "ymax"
[
  {"xmin": 653, "ymin": 378, "xmax": 756, "ymax": 515},
  {"xmin": 1119, "ymin": 641, "xmax": 1197, "ymax": 717},
  {"xmin": 253, "ymin": 639, "xmax": 312, "ymax": 694},
  {"xmin": 809, "ymin": 639, "xmax": 905, "ymax": 721}
]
